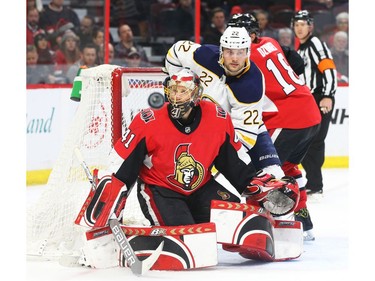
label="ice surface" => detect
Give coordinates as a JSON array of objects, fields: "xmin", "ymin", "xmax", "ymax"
[{"xmin": 24, "ymin": 168, "xmax": 364, "ymax": 281}]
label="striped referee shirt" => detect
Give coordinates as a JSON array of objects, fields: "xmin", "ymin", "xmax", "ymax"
[{"xmin": 297, "ymin": 36, "xmax": 337, "ymax": 98}]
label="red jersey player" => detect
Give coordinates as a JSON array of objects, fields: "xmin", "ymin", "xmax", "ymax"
[
  {"xmin": 74, "ymin": 69, "xmax": 301, "ymax": 269},
  {"xmin": 228, "ymin": 13, "xmax": 321, "ymax": 241},
  {"xmin": 77, "ymin": 68, "xmax": 299, "ymax": 228}
]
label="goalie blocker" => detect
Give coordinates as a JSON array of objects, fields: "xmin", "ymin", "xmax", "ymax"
[{"xmin": 75, "ymin": 170, "xmax": 128, "ymax": 228}]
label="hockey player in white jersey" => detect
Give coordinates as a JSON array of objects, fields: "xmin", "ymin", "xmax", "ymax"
[{"xmin": 165, "ymin": 26, "xmax": 284, "ymax": 178}]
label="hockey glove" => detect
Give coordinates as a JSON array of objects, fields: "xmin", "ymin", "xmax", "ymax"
[
  {"xmin": 243, "ymin": 172, "xmax": 300, "ymax": 217},
  {"xmin": 75, "ymin": 171, "xmax": 128, "ymax": 228}
]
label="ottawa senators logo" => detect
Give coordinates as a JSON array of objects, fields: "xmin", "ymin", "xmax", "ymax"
[
  {"xmin": 167, "ymin": 144, "xmax": 204, "ymax": 191},
  {"xmin": 140, "ymin": 108, "xmax": 155, "ymax": 123},
  {"xmin": 216, "ymin": 105, "xmax": 227, "ymax": 119}
]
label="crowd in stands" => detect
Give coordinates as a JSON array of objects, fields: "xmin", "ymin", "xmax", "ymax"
[{"xmin": 26, "ymin": 0, "xmax": 349, "ymax": 85}]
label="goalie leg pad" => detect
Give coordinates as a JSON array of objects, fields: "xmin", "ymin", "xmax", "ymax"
[
  {"xmin": 80, "ymin": 232, "xmax": 120, "ymax": 268},
  {"xmin": 211, "ymin": 200, "xmax": 275, "ymax": 261},
  {"xmin": 273, "ymin": 220, "xmax": 303, "ymax": 261},
  {"xmin": 86, "ymin": 222, "xmax": 218, "ymax": 270},
  {"xmin": 211, "ymin": 200, "xmax": 303, "ymax": 261}
]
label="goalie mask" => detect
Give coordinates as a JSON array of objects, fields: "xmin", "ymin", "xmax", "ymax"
[{"xmin": 164, "ymin": 69, "xmax": 203, "ymax": 119}]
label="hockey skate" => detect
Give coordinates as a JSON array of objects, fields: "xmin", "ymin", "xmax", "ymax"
[
  {"xmin": 307, "ymin": 189, "xmax": 323, "ymax": 203},
  {"xmin": 294, "ymin": 208, "xmax": 315, "ymax": 241}
]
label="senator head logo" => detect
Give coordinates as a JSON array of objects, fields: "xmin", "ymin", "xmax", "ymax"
[{"xmin": 167, "ymin": 144, "xmax": 204, "ymax": 191}]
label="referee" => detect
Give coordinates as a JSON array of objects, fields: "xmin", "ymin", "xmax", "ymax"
[{"xmin": 291, "ymin": 10, "xmax": 338, "ymax": 197}]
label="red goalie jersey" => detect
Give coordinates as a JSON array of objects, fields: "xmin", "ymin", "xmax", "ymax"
[
  {"xmin": 250, "ymin": 37, "xmax": 321, "ymax": 129},
  {"xmin": 114, "ymin": 101, "xmax": 253, "ymax": 196}
]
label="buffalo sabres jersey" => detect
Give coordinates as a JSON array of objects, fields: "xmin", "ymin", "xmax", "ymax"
[
  {"xmin": 114, "ymin": 101, "xmax": 253, "ymax": 196},
  {"xmin": 165, "ymin": 40, "xmax": 265, "ymax": 151},
  {"xmin": 250, "ymin": 36, "xmax": 321, "ymax": 129}
]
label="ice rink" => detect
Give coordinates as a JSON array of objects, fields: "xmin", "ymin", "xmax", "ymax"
[{"xmin": 22, "ymin": 168, "xmax": 369, "ymax": 281}]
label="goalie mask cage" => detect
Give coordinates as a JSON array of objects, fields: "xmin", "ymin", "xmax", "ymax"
[{"xmin": 27, "ymin": 65, "xmax": 167, "ymax": 259}]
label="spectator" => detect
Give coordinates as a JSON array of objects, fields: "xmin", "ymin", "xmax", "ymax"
[
  {"xmin": 34, "ymin": 31, "xmax": 55, "ymax": 65},
  {"xmin": 110, "ymin": 0, "xmax": 150, "ymax": 41},
  {"xmin": 203, "ymin": 7, "xmax": 227, "ymax": 45},
  {"xmin": 27, "ymin": 0, "xmax": 43, "ymax": 11},
  {"xmin": 277, "ymin": 27, "xmax": 294, "ymax": 49},
  {"xmin": 254, "ymin": 10, "xmax": 277, "ymax": 39},
  {"xmin": 323, "ymin": 12, "xmax": 349, "ymax": 48},
  {"xmin": 66, "ymin": 43, "xmax": 98, "ymax": 83},
  {"xmin": 92, "ymin": 27, "xmax": 104, "ymax": 48},
  {"xmin": 75, "ymin": 15, "xmax": 95, "ymax": 50},
  {"xmin": 114, "ymin": 24, "xmax": 149, "ymax": 65},
  {"xmin": 54, "ymin": 30, "xmax": 81, "ymax": 77},
  {"xmin": 303, "ymin": 0, "xmax": 334, "ymax": 10},
  {"xmin": 39, "ymin": 0, "xmax": 80, "ymax": 35},
  {"xmin": 27, "ymin": 45, "xmax": 54, "ymax": 84},
  {"xmin": 335, "ymin": 12, "xmax": 349, "ymax": 33},
  {"xmin": 123, "ymin": 48, "xmax": 148, "ymax": 67},
  {"xmin": 48, "ymin": 19, "xmax": 75, "ymax": 51},
  {"xmin": 330, "ymin": 31, "xmax": 348, "ymax": 83},
  {"xmin": 99, "ymin": 43, "xmax": 115, "ymax": 65},
  {"xmin": 174, "ymin": 0, "xmax": 195, "ymax": 41},
  {"xmin": 91, "ymin": 26, "xmax": 104, "ymax": 64},
  {"xmin": 27, "ymin": 6, "xmax": 43, "ymax": 45},
  {"xmin": 292, "ymin": 10, "xmax": 337, "ymax": 198}
]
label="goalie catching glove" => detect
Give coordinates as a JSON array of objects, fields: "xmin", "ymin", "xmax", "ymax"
[
  {"xmin": 75, "ymin": 169, "xmax": 128, "ymax": 228},
  {"xmin": 243, "ymin": 171, "xmax": 299, "ymax": 216}
]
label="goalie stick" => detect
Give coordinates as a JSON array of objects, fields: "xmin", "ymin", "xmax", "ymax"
[
  {"xmin": 73, "ymin": 147, "xmax": 164, "ymax": 275},
  {"xmin": 74, "ymin": 147, "xmax": 96, "ymax": 190}
]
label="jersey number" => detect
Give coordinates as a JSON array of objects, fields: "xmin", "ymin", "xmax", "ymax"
[
  {"xmin": 200, "ymin": 71, "xmax": 213, "ymax": 87},
  {"xmin": 121, "ymin": 129, "xmax": 135, "ymax": 148},
  {"xmin": 266, "ymin": 53, "xmax": 304, "ymax": 95},
  {"xmin": 244, "ymin": 110, "xmax": 260, "ymax": 125}
]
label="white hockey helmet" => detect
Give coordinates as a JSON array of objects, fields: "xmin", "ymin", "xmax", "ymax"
[
  {"xmin": 220, "ymin": 26, "xmax": 251, "ymax": 50},
  {"xmin": 219, "ymin": 26, "xmax": 251, "ymax": 74}
]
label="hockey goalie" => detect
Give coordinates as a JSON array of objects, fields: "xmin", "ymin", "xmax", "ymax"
[{"xmin": 73, "ymin": 69, "xmax": 303, "ymax": 271}]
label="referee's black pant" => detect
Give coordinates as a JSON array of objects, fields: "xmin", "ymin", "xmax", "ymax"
[{"xmin": 301, "ymin": 96, "xmax": 335, "ymax": 192}]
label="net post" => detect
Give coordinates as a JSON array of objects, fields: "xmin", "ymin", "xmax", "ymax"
[{"xmin": 111, "ymin": 67, "xmax": 123, "ymax": 146}]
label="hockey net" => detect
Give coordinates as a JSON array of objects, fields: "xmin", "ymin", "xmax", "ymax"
[{"xmin": 27, "ymin": 65, "xmax": 167, "ymax": 260}]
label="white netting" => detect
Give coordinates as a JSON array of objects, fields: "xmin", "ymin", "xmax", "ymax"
[{"xmin": 27, "ymin": 65, "xmax": 167, "ymax": 259}]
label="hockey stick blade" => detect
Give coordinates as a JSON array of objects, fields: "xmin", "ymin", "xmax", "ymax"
[{"xmin": 109, "ymin": 217, "xmax": 164, "ymax": 275}]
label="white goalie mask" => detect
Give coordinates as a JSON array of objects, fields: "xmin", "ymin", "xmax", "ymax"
[
  {"xmin": 219, "ymin": 26, "xmax": 251, "ymax": 73},
  {"xmin": 164, "ymin": 69, "xmax": 203, "ymax": 119}
]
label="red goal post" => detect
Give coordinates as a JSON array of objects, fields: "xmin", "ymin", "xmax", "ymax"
[
  {"xmin": 27, "ymin": 65, "xmax": 167, "ymax": 259},
  {"xmin": 111, "ymin": 66, "xmax": 167, "ymax": 145}
]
